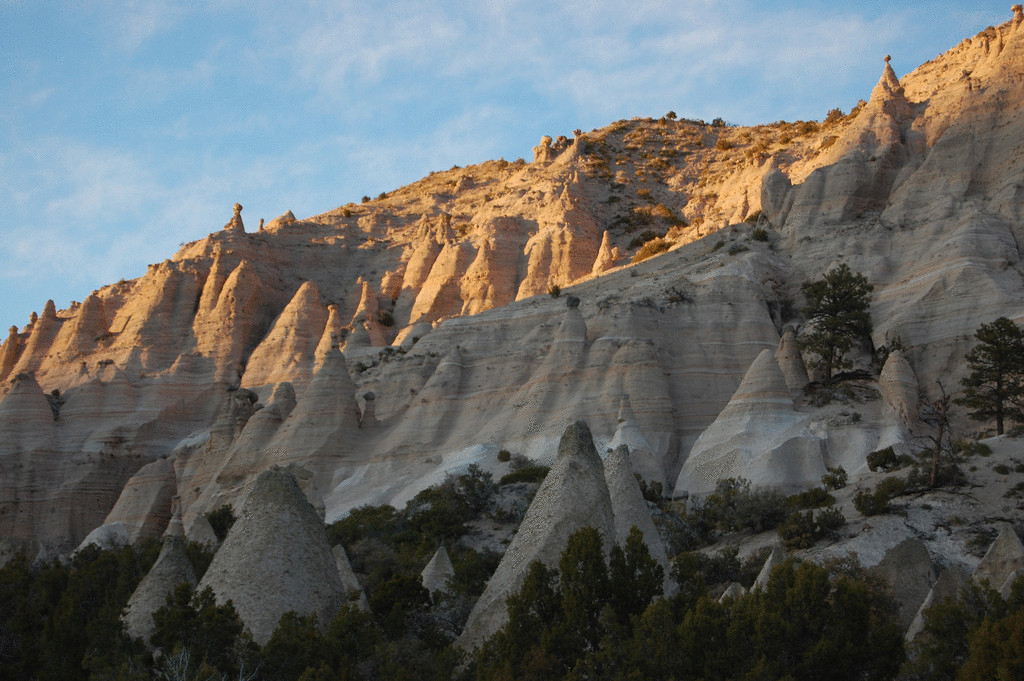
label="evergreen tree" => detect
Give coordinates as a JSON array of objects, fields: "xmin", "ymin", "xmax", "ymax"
[
  {"xmin": 798, "ymin": 264, "xmax": 873, "ymax": 383},
  {"xmin": 955, "ymin": 316, "xmax": 1024, "ymax": 435}
]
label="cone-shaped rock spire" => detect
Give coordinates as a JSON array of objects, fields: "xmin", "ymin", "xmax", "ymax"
[
  {"xmin": 196, "ymin": 468, "xmax": 347, "ymax": 644},
  {"xmin": 458, "ymin": 421, "xmax": 615, "ymax": 650}
]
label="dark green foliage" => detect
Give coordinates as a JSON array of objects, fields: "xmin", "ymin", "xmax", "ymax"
[
  {"xmin": 496, "ymin": 449, "xmax": 511, "ymax": 462},
  {"xmin": 854, "ymin": 475, "xmax": 907, "ymax": 516},
  {"xmin": 899, "ymin": 578, "xmax": 1021, "ymax": 681},
  {"xmin": 702, "ymin": 477, "xmax": 789, "ymax": 534},
  {"xmin": 955, "ymin": 317, "xmax": 1024, "ymax": 435},
  {"xmin": 476, "ymin": 526, "xmax": 663, "ymax": 681},
  {"xmin": 785, "ymin": 486, "xmax": 835, "ymax": 509},
  {"xmin": 868, "ymin": 445, "xmax": 912, "ymax": 472},
  {"xmin": 777, "ymin": 506, "xmax": 846, "ymax": 550},
  {"xmin": 205, "ymin": 504, "xmax": 236, "ymax": 542},
  {"xmin": 751, "ymin": 226, "xmax": 769, "ymax": 241},
  {"xmin": 548, "ymin": 284, "xmax": 561, "ymax": 298},
  {"xmin": 798, "ymin": 264, "xmax": 873, "ymax": 383},
  {"xmin": 822, "ymin": 464, "xmax": 849, "ymax": 490},
  {"xmin": 150, "ymin": 584, "xmax": 258, "ymax": 677},
  {"xmin": 498, "ymin": 465, "xmax": 550, "ymax": 485},
  {"xmin": 488, "ymin": 555, "xmax": 904, "ymax": 681},
  {"xmin": 0, "ymin": 541, "xmax": 159, "ymax": 681}
]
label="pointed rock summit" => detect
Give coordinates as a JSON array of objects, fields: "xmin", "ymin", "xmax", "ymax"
[
  {"xmin": 775, "ymin": 328, "xmax": 809, "ymax": 395},
  {"xmin": 603, "ymin": 444, "xmax": 671, "ymax": 581},
  {"xmin": 674, "ymin": 349, "xmax": 825, "ymax": 497},
  {"xmin": 971, "ymin": 523, "xmax": 1024, "ymax": 589},
  {"xmin": 122, "ymin": 498, "xmax": 198, "ymax": 643},
  {"xmin": 421, "ymin": 545, "xmax": 456, "ymax": 594},
  {"xmin": 458, "ymin": 421, "xmax": 615, "ymax": 651},
  {"xmin": 196, "ymin": 468, "xmax": 347, "ymax": 644}
]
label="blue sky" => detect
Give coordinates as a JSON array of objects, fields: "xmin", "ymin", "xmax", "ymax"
[{"xmin": 0, "ymin": 1, "xmax": 1013, "ymax": 330}]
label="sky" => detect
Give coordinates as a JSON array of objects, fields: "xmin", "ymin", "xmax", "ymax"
[{"xmin": 0, "ymin": 1, "xmax": 1013, "ymax": 330}]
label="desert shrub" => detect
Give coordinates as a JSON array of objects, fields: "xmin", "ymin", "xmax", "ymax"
[
  {"xmin": 711, "ymin": 239, "xmax": 725, "ymax": 251},
  {"xmin": 205, "ymin": 505, "xmax": 236, "ymax": 542},
  {"xmin": 703, "ymin": 478, "xmax": 789, "ymax": 534},
  {"xmin": 994, "ymin": 463, "xmax": 1012, "ymax": 475},
  {"xmin": 376, "ymin": 310, "xmax": 394, "ymax": 327},
  {"xmin": 632, "ymin": 237, "xmax": 672, "ymax": 263},
  {"xmin": 752, "ymin": 227, "xmax": 769, "ymax": 241},
  {"xmin": 497, "ymin": 449, "xmax": 511, "ymax": 462},
  {"xmin": 628, "ymin": 230, "xmax": 661, "ymax": 249},
  {"xmin": 866, "ymin": 446, "xmax": 911, "ymax": 472},
  {"xmin": 821, "ymin": 465, "xmax": 849, "ymax": 490},
  {"xmin": 548, "ymin": 284, "xmax": 561, "ymax": 298},
  {"xmin": 786, "ymin": 487, "xmax": 835, "ymax": 510},
  {"xmin": 499, "ymin": 465, "xmax": 550, "ymax": 485},
  {"xmin": 777, "ymin": 506, "xmax": 846, "ymax": 550},
  {"xmin": 361, "ymin": 195, "xmax": 371, "ymax": 203},
  {"xmin": 728, "ymin": 244, "xmax": 749, "ymax": 255},
  {"xmin": 954, "ymin": 439, "xmax": 992, "ymax": 457},
  {"xmin": 745, "ymin": 210, "xmax": 763, "ymax": 224},
  {"xmin": 853, "ymin": 476, "xmax": 906, "ymax": 516},
  {"xmin": 715, "ymin": 138, "xmax": 733, "ymax": 150}
]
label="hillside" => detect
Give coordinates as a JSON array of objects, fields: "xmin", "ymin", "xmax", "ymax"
[{"xmin": 1, "ymin": 6, "xmax": 1024, "ymax": 582}]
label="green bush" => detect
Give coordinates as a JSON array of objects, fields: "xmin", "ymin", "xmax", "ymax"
[
  {"xmin": 786, "ymin": 487, "xmax": 835, "ymax": 510},
  {"xmin": 548, "ymin": 284, "xmax": 561, "ymax": 298},
  {"xmin": 821, "ymin": 465, "xmax": 849, "ymax": 490},
  {"xmin": 497, "ymin": 449, "xmax": 511, "ymax": 462},
  {"xmin": 628, "ymin": 230, "xmax": 660, "ymax": 249},
  {"xmin": 853, "ymin": 476, "xmax": 906, "ymax": 516},
  {"xmin": 752, "ymin": 227, "xmax": 769, "ymax": 241},
  {"xmin": 866, "ymin": 446, "xmax": 910, "ymax": 473},
  {"xmin": 777, "ymin": 506, "xmax": 846, "ymax": 550},
  {"xmin": 205, "ymin": 505, "xmax": 236, "ymax": 542}
]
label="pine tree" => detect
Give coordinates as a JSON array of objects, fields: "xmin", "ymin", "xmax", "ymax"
[
  {"xmin": 955, "ymin": 316, "xmax": 1024, "ymax": 435},
  {"xmin": 798, "ymin": 264, "xmax": 873, "ymax": 383}
]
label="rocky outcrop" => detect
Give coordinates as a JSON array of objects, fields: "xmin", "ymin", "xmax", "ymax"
[
  {"xmin": 242, "ymin": 281, "xmax": 328, "ymax": 398},
  {"xmin": 333, "ymin": 544, "xmax": 369, "ymax": 609},
  {"xmin": 591, "ymin": 231, "xmax": 617, "ymax": 275},
  {"xmin": 775, "ymin": 328, "xmax": 809, "ymax": 395},
  {"xmin": 197, "ymin": 468, "xmax": 346, "ymax": 645},
  {"xmin": 603, "ymin": 444, "xmax": 671, "ymax": 585},
  {"xmin": 421, "ymin": 545, "xmax": 455, "ymax": 595},
  {"xmin": 193, "ymin": 260, "xmax": 267, "ymax": 383},
  {"xmin": 879, "ymin": 350, "xmax": 920, "ymax": 429},
  {"xmin": 458, "ymin": 421, "xmax": 615, "ymax": 650},
  {"xmin": 0, "ymin": 326, "xmax": 23, "ymax": 383},
  {"xmin": 122, "ymin": 500, "xmax": 197, "ymax": 643},
  {"xmin": 752, "ymin": 544, "xmax": 786, "ymax": 591},
  {"xmin": 100, "ymin": 456, "xmax": 176, "ymax": 542},
  {"xmin": 971, "ymin": 524, "xmax": 1024, "ymax": 589},
  {"xmin": 871, "ymin": 538, "xmax": 936, "ymax": 628},
  {"xmin": 673, "ymin": 349, "xmax": 825, "ymax": 497},
  {"xmin": 906, "ymin": 567, "xmax": 968, "ymax": 640}
]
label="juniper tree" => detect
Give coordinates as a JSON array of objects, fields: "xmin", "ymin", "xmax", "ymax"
[{"xmin": 798, "ymin": 264, "xmax": 873, "ymax": 383}]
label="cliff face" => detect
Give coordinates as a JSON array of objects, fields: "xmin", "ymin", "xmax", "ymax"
[{"xmin": 3, "ymin": 14, "xmax": 1024, "ymax": 560}]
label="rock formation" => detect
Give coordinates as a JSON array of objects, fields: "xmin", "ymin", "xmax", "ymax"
[
  {"xmin": 122, "ymin": 499, "xmax": 197, "ymax": 643},
  {"xmin": 333, "ymin": 544, "xmax": 369, "ymax": 609},
  {"xmin": 458, "ymin": 421, "xmax": 616, "ymax": 650},
  {"xmin": 421, "ymin": 545, "xmax": 456, "ymax": 595},
  {"xmin": 971, "ymin": 523, "xmax": 1024, "ymax": 589},
  {"xmin": 673, "ymin": 349, "xmax": 825, "ymax": 497},
  {"xmin": 196, "ymin": 468, "xmax": 346, "ymax": 645}
]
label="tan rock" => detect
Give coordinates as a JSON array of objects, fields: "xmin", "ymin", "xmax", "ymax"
[
  {"xmin": 591, "ymin": 230, "xmax": 616, "ymax": 274},
  {"xmin": 603, "ymin": 444, "xmax": 671, "ymax": 586},
  {"xmin": 879, "ymin": 350, "xmax": 920, "ymax": 428},
  {"xmin": 0, "ymin": 326, "xmax": 23, "ymax": 383},
  {"xmin": 775, "ymin": 327, "xmax": 809, "ymax": 395},
  {"xmin": 193, "ymin": 259, "xmax": 266, "ymax": 383},
  {"xmin": 243, "ymin": 281, "xmax": 328, "ymax": 398},
  {"xmin": 101, "ymin": 456, "xmax": 176, "ymax": 542}
]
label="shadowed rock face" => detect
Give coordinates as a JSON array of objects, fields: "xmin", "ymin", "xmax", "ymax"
[{"xmin": 196, "ymin": 467, "xmax": 346, "ymax": 645}]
